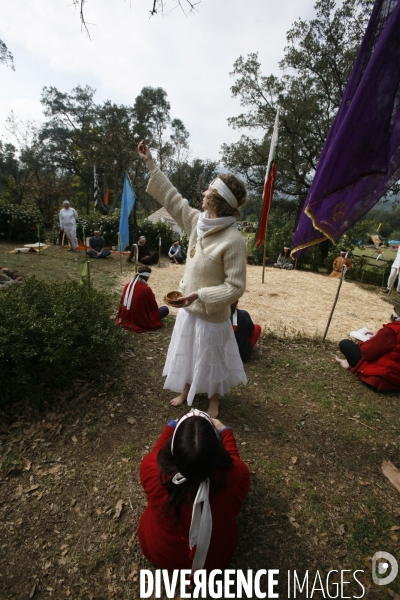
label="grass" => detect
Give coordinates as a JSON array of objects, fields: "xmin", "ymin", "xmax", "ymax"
[
  {"xmin": 2, "ymin": 239, "xmax": 400, "ymax": 598},
  {"xmin": 0, "ymin": 241, "xmax": 127, "ymax": 297}
]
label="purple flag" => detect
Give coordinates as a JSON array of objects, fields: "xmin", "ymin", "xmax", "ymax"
[{"xmin": 291, "ymin": 0, "xmax": 400, "ymax": 257}]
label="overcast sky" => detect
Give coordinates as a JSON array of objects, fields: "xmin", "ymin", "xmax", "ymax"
[{"xmin": 1, "ymin": 0, "xmax": 317, "ymax": 162}]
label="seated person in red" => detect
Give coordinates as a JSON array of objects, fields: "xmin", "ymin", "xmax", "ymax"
[
  {"xmin": 138, "ymin": 409, "xmax": 250, "ymax": 571},
  {"xmin": 230, "ymin": 300, "xmax": 261, "ymax": 361},
  {"xmin": 336, "ymin": 303, "xmax": 400, "ymax": 391},
  {"xmin": 115, "ymin": 266, "xmax": 168, "ymax": 333}
]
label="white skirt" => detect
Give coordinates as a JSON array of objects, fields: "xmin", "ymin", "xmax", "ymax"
[{"xmin": 163, "ymin": 308, "xmax": 248, "ymax": 404}]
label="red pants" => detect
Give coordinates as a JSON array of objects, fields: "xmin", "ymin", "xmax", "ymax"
[{"xmin": 249, "ymin": 324, "xmax": 261, "ymax": 348}]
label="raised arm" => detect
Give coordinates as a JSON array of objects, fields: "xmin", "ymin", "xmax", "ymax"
[{"xmin": 138, "ymin": 140, "xmax": 200, "ymax": 236}]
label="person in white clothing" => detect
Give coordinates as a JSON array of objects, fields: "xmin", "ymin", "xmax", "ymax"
[
  {"xmin": 384, "ymin": 246, "xmax": 400, "ymax": 294},
  {"xmin": 138, "ymin": 139, "xmax": 248, "ymax": 418},
  {"xmin": 59, "ymin": 201, "xmax": 79, "ymax": 251}
]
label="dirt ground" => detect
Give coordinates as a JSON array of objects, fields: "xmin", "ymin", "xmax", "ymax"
[
  {"xmin": 2, "ymin": 243, "xmax": 400, "ymax": 599},
  {"xmin": 120, "ymin": 263, "xmax": 393, "ymax": 342},
  {"xmin": 2, "ymin": 330, "xmax": 400, "ymax": 599}
]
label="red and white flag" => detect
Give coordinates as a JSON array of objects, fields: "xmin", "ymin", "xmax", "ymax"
[{"xmin": 255, "ymin": 106, "xmax": 280, "ymax": 249}]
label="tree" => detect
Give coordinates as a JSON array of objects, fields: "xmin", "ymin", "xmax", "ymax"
[
  {"xmin": 3, "ymin": 84, "xmax": 199, "ymax": 225},
  {"xmin": 221, "ymin": 0, "xmax": 374, "ymax": 207},
  {"xmin": 0, "ymin": 39, "xmax": 14, "ymax": 70},
  {"xmin": 169, "ymin": 158, "xmax": 219, "ymax": 209},
  {"xmin": 133, "ymin": 86, "xmax": 173, "ymax": 172}
]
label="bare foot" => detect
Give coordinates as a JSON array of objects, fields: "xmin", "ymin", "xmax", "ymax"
[
  {"xmin": 381, "ymin": 460, "xmax": 400, "ymax": 494},
  {"xmin": 170, "ymin": 384, "xmax": 190, "ymax": 407},
  {"xmin": 207, "ymin": 395, "xmax": 220, "ymax": 418},
  {"xmin": 335, "ymin": 356, "xmax": 350, "ymax": 369}
]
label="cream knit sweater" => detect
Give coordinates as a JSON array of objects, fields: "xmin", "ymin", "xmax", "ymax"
[{"xmin": 147, "ymin": 170, "xmax": 247, "ymax": 324}]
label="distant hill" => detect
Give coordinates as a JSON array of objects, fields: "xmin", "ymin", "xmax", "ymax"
[{"xmin": 375, "ymin": 193, "xmax": 400, "ymax": 209}]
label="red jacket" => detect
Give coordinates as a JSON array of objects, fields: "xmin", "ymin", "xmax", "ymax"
[
  {"xmin": 138, "ymin": 426, "xmax": 250, "ymax": 571},
  {"xmin": 351, "ymin": 321, "xmax": 400, "ymax": 391},
  {"xmin": 115, "ymin": 280, "xmax": 162, "ymax": 333}
]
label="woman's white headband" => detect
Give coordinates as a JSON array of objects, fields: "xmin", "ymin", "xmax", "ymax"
[
  {"xmin": 171, "ymin": 409, "xmax": 217, "ymax": 458},
  {"xmin": 210, "ymin": 178, "xmax": 238, "ymax": 208}
]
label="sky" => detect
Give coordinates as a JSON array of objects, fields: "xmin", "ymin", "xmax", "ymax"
[{"xmin": 1, "ymin": 0, "xmax": 317, "ymax": 162}]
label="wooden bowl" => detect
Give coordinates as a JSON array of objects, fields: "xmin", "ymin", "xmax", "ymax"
[{"xmin": 164, "ymin": 290, "xmax": 185, "ymax": 307}]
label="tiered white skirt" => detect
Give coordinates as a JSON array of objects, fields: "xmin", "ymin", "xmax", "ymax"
[{"xmin": 163, "ymin": 308, "xmax": 247, "ymax": 405}]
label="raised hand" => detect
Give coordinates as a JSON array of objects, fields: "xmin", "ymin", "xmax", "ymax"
[{"xmin": 138, "ymin": 140, "xmax": 155, "ymax": 171}]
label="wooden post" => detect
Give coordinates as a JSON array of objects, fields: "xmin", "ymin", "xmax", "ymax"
[
  {"xmin": 322, "ymin": 264, "xmax": 347, "ymax": 342},
  {"xmin": 158, "ymin": 236, "xmax": 161, "ymax": 268}
]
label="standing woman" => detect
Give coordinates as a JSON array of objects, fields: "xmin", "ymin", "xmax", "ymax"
[{"xmin": 138, "ymin": 140, "xmax": 248, "ymax": 417}]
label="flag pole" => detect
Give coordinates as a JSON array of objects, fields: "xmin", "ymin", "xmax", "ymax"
[
  {"xmin": 322, "ymin": 254, "xmax": 349, "ymax": 342},
  {"xmin": 261, "ymin": 226, "xmax": 268, "ymax": 283},
  {"xmin": 261, "ymin": 168, "xmax": 275, "ymax": 284},
  {"xmin": 254, "ymin": 105, "xmax": 279, "ymax": 283}
]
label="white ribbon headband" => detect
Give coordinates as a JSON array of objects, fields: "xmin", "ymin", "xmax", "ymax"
[
  {"xmin": 171, "ymin": 409, "xmax": 219, "ymax": 571},
  {"xmin": 123, "ymin": 272, "xmax": 151, "ymax": 310},
  {"xmin": 210, "ymin": 178, "xmax": 238, "ymax": 208}
]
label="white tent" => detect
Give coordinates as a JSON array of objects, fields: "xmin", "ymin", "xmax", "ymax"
[{"xmin": 145, "ymin": 207, "xmax": 183, "ymax": 234}]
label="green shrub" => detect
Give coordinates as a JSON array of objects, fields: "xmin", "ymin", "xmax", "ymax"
[
  {"xmin": 0, "ymin": 278, "xmax": 125, "ymax": 403},
  {"xmin": 49, "ymin": 210, "xmax": 178, "ymax": 254},
  {"xmin": 136, "ymin": 219, "xmax": 175, "ymax": 255},
  {"xmin": 0, "ymin": 201, "xmax": 45, "ymax": 243},
  {"xmin": 49, "ymin": 212, "xmax": 120, "ymax": 246},
  {"xmin": 249, "ymin": 217, "xmax": 295, "ymax": 265}
]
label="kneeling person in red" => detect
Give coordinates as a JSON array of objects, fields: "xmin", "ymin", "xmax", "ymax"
[
  {"xmin": 230, "ymin": 300, "xmax": 261, "ymax": 361},
  {"xmin": 138, "ymin": 409, "xmax": 250, "ymax": 571},
  {"xmin": 116, "ymin": 266, "xmax": 168, "ymax": 333}
]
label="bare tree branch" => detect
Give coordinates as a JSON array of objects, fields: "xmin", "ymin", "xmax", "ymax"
[
  {"xmin": 71, "ymin": 0, "xmax": 200, "ymax": 33},
  {"xmin": 71, "ymin": 0, "xmax": 91, "ymax": 38}
]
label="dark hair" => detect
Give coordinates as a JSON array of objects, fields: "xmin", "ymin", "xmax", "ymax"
[
  {"xmin": 281, "ymin": 247, "xmax": 290, "ymax": 255},
  {"xmin": 137, "ymin": 265, "xmax": 152, "ymax": 275},
  {"xmin": 208, "ymin": 174, "xmax": 247, "ymax": 218},
  {"xmin": 157, "ymin": 417, "xmax": 233, "ymax": 521}
]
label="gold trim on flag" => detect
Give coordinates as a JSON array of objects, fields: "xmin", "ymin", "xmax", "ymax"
[{"xmin": 291, "ymin": 205, "xmax": 339, "ymax": 258}]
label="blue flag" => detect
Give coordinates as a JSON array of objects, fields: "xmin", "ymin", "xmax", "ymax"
[{"xmin": 118, "ymin": 174, "xmax": 136, "ymax": 252}]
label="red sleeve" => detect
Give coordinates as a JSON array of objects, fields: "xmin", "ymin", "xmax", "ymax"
[
  {"xmin": 221, "ymin": 429, "xmax": 250, "ymax": 507},
  {"xmin": 360, "ymin": 327, "xmax": 396, "ymax": 362},
  {"xmin": 140, "ymin": 426, "xmax": 174, "ymax": 492},
  {"xmin": 146, "ymin": 286, "xmax": 160, "ymax": 313}
]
